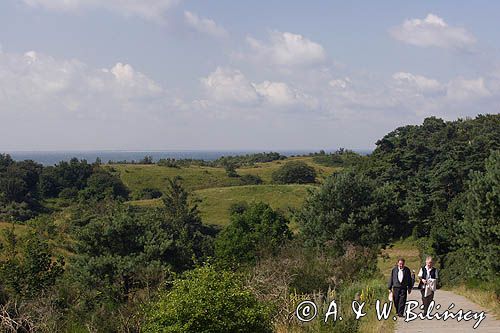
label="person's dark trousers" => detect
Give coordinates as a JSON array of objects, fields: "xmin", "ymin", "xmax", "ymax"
[
  {"xmin": 393, "ymin": 287, "xmax": 407, "ymax": 316},
  {"xmin": 420, "ymin": 289, "xmax": 434, "ymax": 314}
]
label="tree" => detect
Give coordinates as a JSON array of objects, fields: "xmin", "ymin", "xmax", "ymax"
[
  {"xmin": 70, "ymin": 204, "xmax": 158, "ymax": 301},
  {"xmin": 271, "ymin": 161, "xmax": 316, "ymax": 184},
  {"xmin": 161, "ymin": 177, "xmax": 214, "ymax": 270},
  {"xmin": 363, "ymin": 114, "xmax": 500, "ymax": 236},
  {"xmin": 297, "ymin": 171, "xmax": 402, "ymax": 250},
  {"xmin": 0, "ymin": 159, "xmax": 44, "ymax": 221},
  {"xmin": 70, "ymin": 178, "xmax": 214, "ymax": 301},
  {"xmin": 140, "ymin": 155, "xmax": 154, "ymax": 164},
  {"xmin": 224, "ymin": 163, "xmax": 239, "ymax": 178},
  {"xmin": 79, "ymin": 170, "xmax": 130, "ymax": 201},
  {"xmin": 215, "ymin": 202, "xmax": 292, "ymax": 265},
  {"xmin": 39, "ymin": 158, "xmax": 93, "ymax": 198},
  {"xmin": 143, "ymin": 265, "xmax": 272, "ymax": 333},
  {"xmin": 134, "ymin": 187, "xmax": 163, "ymax": 200},
  {"xmin": 0, "ymin": 230, "xmax": 64, "ymax": 299},
  {"xmin": 0, "ymin": 154, "xmax": 14, "ymax": 173},
  {"xmin": 459, "ymin": 151, "xmax": 500, "ymax": 281}
]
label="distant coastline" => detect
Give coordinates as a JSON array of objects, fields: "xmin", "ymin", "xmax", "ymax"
[{"xmin": 5, "ymin": 149, "xmax": 373, "ymax": 166}]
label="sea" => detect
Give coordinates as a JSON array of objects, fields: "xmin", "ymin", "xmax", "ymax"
[{"xmin": 4, "ymin": 150, "xmax": 372, "ymax": 166}]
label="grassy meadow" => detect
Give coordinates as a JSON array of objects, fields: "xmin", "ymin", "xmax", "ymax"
[
  {"xmin": 110, "ymin": 156, "xmax": 338, "ymax": 193},
  {"xmin": 118, "ymin": 156, "xmax": 338, "ymax": 226},
  {"xmin": 195, "ymin": 184, "xmax": 311, "ymax": 226},
  {"xmin": 131, "ymin": 184, "xmax": 312, "ymax": 226}
]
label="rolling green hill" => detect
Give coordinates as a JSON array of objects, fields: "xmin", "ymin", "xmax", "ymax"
[
  {"xmin": 110, "ymin": 156, "xmax": 338, "ymax": 196},
  {"xmin": 117, "ymin": 157, "xmax": 338, "ymax": 226},
  {"xmin": 129, "ymin": 184, "xmax": 312, "ymax": 227},
  {"xmin": 195, "ymin": 184, "xmax": 311, "ymax": 226}
]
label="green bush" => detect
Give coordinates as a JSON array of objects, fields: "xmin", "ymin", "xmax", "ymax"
[
  {"xmin": 59, "ymin": 187, "xmax": 79, "ymax": 200},
  {"xmin": 0, "ymin": 201, "xmax": 37, "ymax": 222},
  {"xmin": 240, "ymin": 174, "xmax": 263, "ymax": 185},
  {"xmin": 228, "ymin": 201, "xmax": 249, "ymax": 216},
  {"xmin": 271, "ymin": 161, "xmax": 316, "ymax": 184},
  {"xmin": 0, "ymin": 230, "xmax": 64, "ymax": 299},
  {"xmin": 79, "ymin": 170, "xmax": 130, "ymax": 201},
  {"xmin": 134, "ymin": 187, "xmax": 163, "ymax": 200},
  {"xmin": 460, "ymin": 151, "xmax": 500, "ymax": 281},
  {"xmin": 224, "ymin": 163, "xmax": 239, "ymax": 178},
  {"xmin": 215, "ymin": 202, "xmax": 292, "ymax": 266},
  {"xmin": 143, "ymin": 265, "xmax": 273, "ymax": 333},
  {"xmin": 297, "ymin": 171, "xmax": 402, "ymax": 250}
]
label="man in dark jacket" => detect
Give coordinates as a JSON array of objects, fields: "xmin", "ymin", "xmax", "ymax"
[{"xmin": 388, "ymin": 258, "xmax": 413, "ymax": 317}]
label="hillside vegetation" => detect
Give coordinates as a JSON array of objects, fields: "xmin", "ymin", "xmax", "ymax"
[
  {"xmin": 118, "ymin": 156, "xmax": 336, "ymax": 226},
  {"xmin": 1, "ymin": 114, "xmax": 498, "ymax": 332},
  {"xmin": 110, "ymin": 156, "xmax": 338, "ymax": 194}
]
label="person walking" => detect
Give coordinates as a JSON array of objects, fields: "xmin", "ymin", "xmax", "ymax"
[
  {"xmin": 388, "ymin": 258, "xmax": 413, "ymax": 317},
  {"xmin": 418, "ymin": 256, "xmax": 438, "ymax": 314}
]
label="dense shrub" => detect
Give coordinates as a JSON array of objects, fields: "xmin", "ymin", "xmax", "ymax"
[
  {"xmin": 134, "ymin": 187, "xmax": 163, "ymax": 200},
  {"xmin": 0, "ymin": 201, "xmax": 38, "ymax": 222},
  {"xmin": 248, "ymin": 241, "xmax": 377, "ymax": 296},
  {"xmin": 228, "ymin": 201, "xmax": 249, "ymax": 215},
  {"xmin": 363, "ymin": 115, "xmax": 500, "ymax": 236},
  {"xmin": 246, "ymin": 241, "xmax": 378, "ymax": 331},
  {"xmin": 39, "ymin": 158, "xmax": 93, "ymax": 198},
  {"xmin": 0, "ymin": 230, "xmax": 64, "ymax": 300},
  {"xmin": 297, "ymin": 171, "xmax": 403, "ymax": 250},
  {"xmin": 456, "ymin": 151, "xmax": 499, "ymax": 281},
  {"xmin": 79, "ymin": 170, "xmax": 130, "ymax": 201},
  {"xmin": 0, "ymin": 156, "xmax": 43, "ymax": 221},
  {"xmin": 70, "ymin": 179, "xmax": 214, "ymax": 303},
  {"xmin": 240, "ymin": 174, "xmax": 263, "ymax": 185},
  {"xmin": 215, "ymin": 152, "xmax": 286, "ymax": 168},
  {"xmin": 215, "ymin": 202, "xmax": 292, "ymax": 266},
  {"xmin": 58, "ymin": 187, "xmax": 79, "ymax": 201},
  {"xmin": 144, "ymin": 265, "xmax": 272, "ymax": 333},
  {"xmin": 157, "ymin": 158, "xmax": 180, "ymax": 168},
  {"xmin": 271, "ymin": 161, "xmax": 316, "ymax": 184},
  {"xmin": 312, "ymin": 148, "xmax": 364, "ymax": 167},
  {"xmin": 224, "ymin": 163, "xmax": 239, "ymax": 177}
]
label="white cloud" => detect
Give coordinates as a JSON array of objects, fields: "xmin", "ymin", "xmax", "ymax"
[
  {"xmin": 246, "ymin": 31, "xmax": 326, "ymax": 67},
  {"xmin": 446, "ymin": 77, "xmax": 490, "ymax": 101},
  {"xmin": 254, "ymin": 81, "xmax": 317, "ymax": 108},
  {"xmin": 0, "ymin": 49, "xmax": 166, "ymax": 119},
  {"xmin": 392, "ymin": 72, "xmax": 444, "ymax": 93},
  {"xmin": 184, "ymin": 11, "xmax": 228, "ymax": 38},
  {"xmin": 329, "ymin": 77, "xmax": 351, "ymax": 89},
  {"xmin": 200, "ymin": 67, "xmax": 317, "ymax": 112},
  {"xmin": 390, "ymin": 13, "xmax": 476, "ymax": 50},
  {"xmin": 21, "ymin": 0, "xmax": 180, "ymax": 22},
  {"xmin": 199, "ymin": 64, "xmax": 499, "ymax": 123},
  {"xmin": 109, "ymin": 62, "xmax": 162, "ymax": 93},
  {"xmin": 201, "ymin": 67, "xmax": 259, "ymax": 105}
]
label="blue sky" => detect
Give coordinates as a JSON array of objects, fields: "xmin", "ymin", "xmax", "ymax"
[{"xmin": 1, "ymin": 0, "xmax": 499, "ymax": 151}]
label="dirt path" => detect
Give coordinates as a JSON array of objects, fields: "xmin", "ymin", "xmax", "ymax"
[{"xmin": 395, "ymin": 288, "xmax": 500, "ymax": 332}]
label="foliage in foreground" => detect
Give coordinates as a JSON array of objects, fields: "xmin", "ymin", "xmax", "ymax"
[
  {"xmin": 0, "ymin": 230, "xmax": 64, "ymax": 301},
  {"xmin": 144, "ymin": 265, "xmax": 273, "ymax": 333}
]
